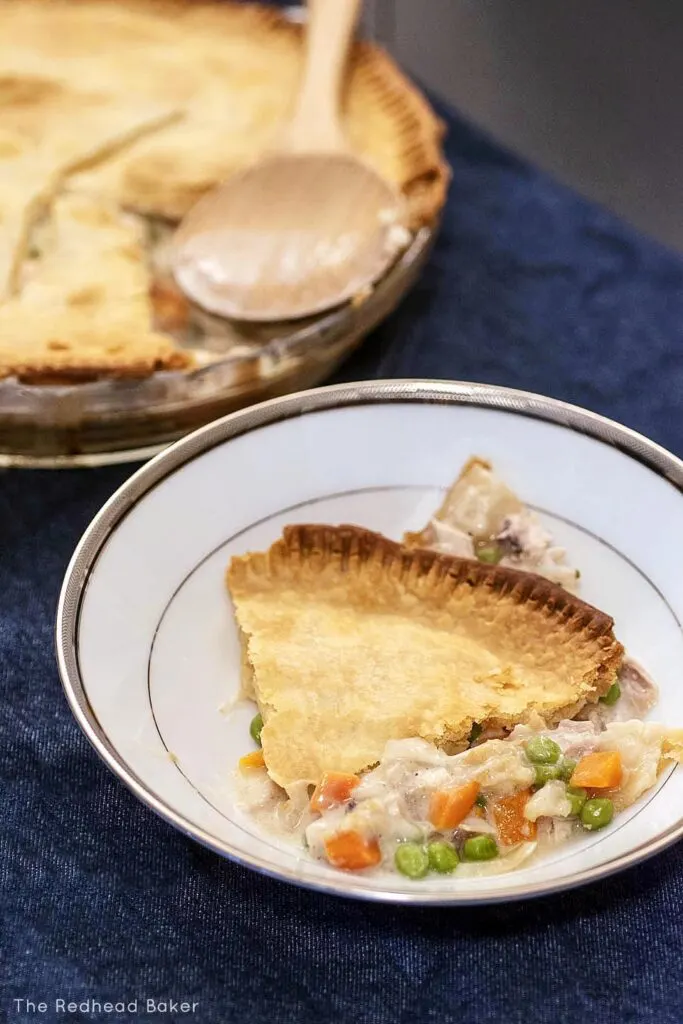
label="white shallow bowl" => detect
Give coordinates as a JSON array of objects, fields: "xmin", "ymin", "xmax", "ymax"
[{"xmin": 57, "ymin": 380, "xmax": 683, "ymax": 904}]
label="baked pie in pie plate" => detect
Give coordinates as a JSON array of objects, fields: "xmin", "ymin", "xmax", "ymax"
[
  {"xmin": 57, "ymin": 380, "xmax": 683, "ymax": 904},
  {"xmin": 0, "ymin": 0, "xmax": 447, "ymax": 465}
]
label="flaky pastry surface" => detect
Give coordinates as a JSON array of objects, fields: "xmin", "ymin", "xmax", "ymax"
[{"xmin": 0, "ymin": 0, "xmax": 448, "ymax": 380}]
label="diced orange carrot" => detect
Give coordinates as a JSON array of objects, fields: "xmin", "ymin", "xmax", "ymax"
[
  {"xmin": 324, "ymin": 830, "xmax": 381, "ymax": 871},
  {"xmin": 491, "ymin": 789, "xmax": 537, "ymax": 845},
  {"xmin": 570, "ymin": 751, "xmax": 623, "ymax": 789},
  {"xmin": 239, "ymin": 750, "xmax": 266, "ymax": 771},
  {"xmin": 428, "ymin": 780, "xmax": 481, "ymax": 830},
  {"xmin": 310, "ymin": 772, "xmax": 360, "ymax": 813}
]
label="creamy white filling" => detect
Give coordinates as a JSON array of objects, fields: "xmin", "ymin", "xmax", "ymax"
[
  {"xmin": 293, "ymin": 718, "xmax": 678, "ymax": 875},
  {"xmin": 425, "ymin": 506, "xmax": 580, "ymax": 592},
  {"xmin": 524, "ymin": 780, "xmax": 572, "ymax": 821},
  {"xmin": 495, "ymin": 511, "xmax": 580, "ymax": 591},
  {"xmin": 579, "ymin": 658, "xmax": 659, "ymax": 728}
]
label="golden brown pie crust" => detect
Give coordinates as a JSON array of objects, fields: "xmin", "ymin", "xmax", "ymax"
[
  {"xmin": 228, "ymin": 524, "xmax": 624, "ymax": 789},
  {"xmin": 0, "ymin": 0, "xmax": 449, "ymax": 382},
  {"xmin": 403, "ymin": 456, "xmax": 501, "ymax": 548}
]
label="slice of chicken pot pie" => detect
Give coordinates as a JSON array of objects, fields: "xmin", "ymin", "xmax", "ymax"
[
  {"xmin": 226, "ymin": 465, "xmax": 681, "ymax": 881},
  {"xmin": 228, "ymin": 524, "xmax": 623, "ymax": 792}
]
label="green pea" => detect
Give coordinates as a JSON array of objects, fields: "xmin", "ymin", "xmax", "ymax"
[
  {"xmin": 566, "ymin": 786, "xmax": 587, "ymax": 816},
  {"xmin": 533, "ymin": 763, "xmax": 562, "ymax": 787},
  {"xmin": 462, "ymin": 835, "xmax": 499, "ymax": 861},
  {"xmin": 395, "ymin": 842, "xmax": 430, "ymax": 879},
  {"xmin": 475, "ymin": 793, "xmax": 487, "ymax": 809},
  {"xmin": 525, "ymin": 736, "xmax": 562, "ymax": 765},
  {"xmin": 581, "ymin": 798, "xmax": 614, "ymax": 831},
  {"xmin": 558, "ymin": 757, "xmax": 577, "ymax": 783},
  {"xmin": 476, "ymin": 542, "xmax": 503, "ymax": 565},
  {"xmin": 600, "ymin": 682, "xmax": 621, "ymax": 706},
  {"xmin": 249, "ymin": 713, "xmax": 264, "ymax": 746},
  {"xmin": 427, "ymin": 841, "xmax": 459, "ymax": 874}
]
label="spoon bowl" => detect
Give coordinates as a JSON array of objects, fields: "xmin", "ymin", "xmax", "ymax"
[{"xmin": 172, "ymin": 152, "xmax": 406, "ymax": 322}]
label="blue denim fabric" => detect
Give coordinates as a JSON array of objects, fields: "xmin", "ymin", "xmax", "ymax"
[{"xmin": 3, "ymin": 99, "xmax": 683, "ymax": 1024}]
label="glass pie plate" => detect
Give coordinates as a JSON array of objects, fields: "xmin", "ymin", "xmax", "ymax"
[{"xmin": 0, "ymin": 225, "xmax": 435, "ymax": 468}]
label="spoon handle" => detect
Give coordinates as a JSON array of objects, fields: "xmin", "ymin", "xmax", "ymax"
[{"xmin": 283, "ymin": 0, "xmax": 362, "ymax": 154}]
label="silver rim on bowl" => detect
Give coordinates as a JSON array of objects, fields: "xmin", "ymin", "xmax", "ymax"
[{"xmin": 56, "ymin": 379, "xmax": 683, "ymax": 903}]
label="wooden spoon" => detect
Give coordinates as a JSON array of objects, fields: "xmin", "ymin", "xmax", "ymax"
[{"xmin": 170, "ymin": 0, "xmax": 407, "ymax": 322}]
